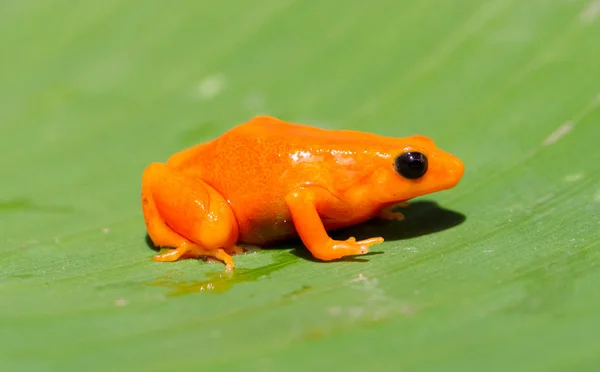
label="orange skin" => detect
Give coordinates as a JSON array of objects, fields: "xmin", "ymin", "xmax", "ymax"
[{"xmin": 141, "ymin": 116, "xmax": 464, "ymax": 270}]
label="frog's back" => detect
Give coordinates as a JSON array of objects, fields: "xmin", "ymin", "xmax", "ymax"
[
  {"xmin": 169, "ymin": 116, "xmax": 403, "ymax": 196},
  {"xmin": 203, "ymin": 116, "xmax": 369, "ymax": 185},
  {"xmin": 197, "ymin": 116, "xmax": 408, "ymax": 191},
  {"xmin": 231, "ymin": 116, "xmax": 400, "ymax": 149},
  {"xmin": 207, "ymin": 117, "xmax": 404, "ymax": 191}
]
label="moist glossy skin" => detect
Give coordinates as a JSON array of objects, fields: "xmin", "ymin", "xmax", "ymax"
[{"xmin": 141, "ymin": 116, "xmax": 465, "ymax": 270}]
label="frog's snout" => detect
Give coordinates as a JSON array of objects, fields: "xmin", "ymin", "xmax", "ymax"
[{"xmin": 443, "ymin": 153, "xmax": 465, "ymax": 187}]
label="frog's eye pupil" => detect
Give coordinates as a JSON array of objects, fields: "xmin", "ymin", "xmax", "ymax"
[{"xmin": 394, "ymin": 152, "xmax": 428, "ymax": 179}]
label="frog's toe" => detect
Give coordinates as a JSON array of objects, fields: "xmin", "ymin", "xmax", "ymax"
[
  {"xmin": 356, "ymin": 237, "xmax": 384, "ymax": 246},
  {"xmin": 378, "ymin": 210, "xmax": 405, "ymax": 221},
  {"xmin": 311, "ymin": 237, "xmax": 384, "ymax": 261},
  {"xmin": 213, "ymin": 248, "xmax": 235, "ymax": 271},
  {"xmin": 153, "ymin": 245, "xmax": 190, "ymax": 262},
  {"xmin": 227, "ymin": 245, "xmax": 246, "ymax": 255}
]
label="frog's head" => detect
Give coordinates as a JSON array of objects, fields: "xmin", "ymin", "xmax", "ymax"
[{"xmin": 373, "ymin": 135, "xmax": 464, "ymax": 204}]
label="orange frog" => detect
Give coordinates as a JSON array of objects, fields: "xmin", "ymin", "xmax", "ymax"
[{"xmin": 142, "ymin": 116, "xmax": 464, "ymax": 270}]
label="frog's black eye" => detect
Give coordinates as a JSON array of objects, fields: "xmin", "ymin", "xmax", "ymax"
[{"xmin": 394, "ymin": 152, "xmax": 428, "ymax": 179}]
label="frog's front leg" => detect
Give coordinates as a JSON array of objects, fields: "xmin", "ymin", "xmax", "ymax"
[
  {"xmin": 284, "ymin": 186, "xmax": 384, "ymax": 261},
  {"xmin": 141, "ymin": 163, "xmax": 240, "ymax": 270}
]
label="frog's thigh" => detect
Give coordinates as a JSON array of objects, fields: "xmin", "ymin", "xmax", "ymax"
[
  {"xmin": 142, "ymin": 163, "xmax": 189, "ymax": 248},
  {"xmin": 142, "ymin": 162, "xmax": 239, "ymax": 252}
]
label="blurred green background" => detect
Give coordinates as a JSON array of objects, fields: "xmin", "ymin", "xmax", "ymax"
[{"xmin": 1, "ymin": 0, "xmax": 600, "ymax": 371}]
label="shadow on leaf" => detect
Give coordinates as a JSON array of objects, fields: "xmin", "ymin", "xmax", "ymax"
[{"xmin": 336, "ymin": 200, "xmax": 466, "ymax": 242}]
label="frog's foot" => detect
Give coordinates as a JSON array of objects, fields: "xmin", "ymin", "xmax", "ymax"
[
  {"xmin": 314, "ymin": 236, "xmax": 384, "ymax": 261},
  {"xmin": 378, "ymin": 209, "xmax": 405, "ymax": 221},
  {"xmin": 153, "ymin": 243, "xmax": 235, "ymax": 271},
  {"xmin": 377, "ymin": 202, "xmax": 409, "ymax": 221}
]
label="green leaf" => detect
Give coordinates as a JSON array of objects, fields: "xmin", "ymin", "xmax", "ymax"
[{"xmin": 1, "ymin": 1, "xmax": 599, "ymax": 371}]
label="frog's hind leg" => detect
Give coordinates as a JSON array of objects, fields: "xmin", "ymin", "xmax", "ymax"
[{"xmin": 141, "ymin": 162, "xmax": 240, "ymax": 269}]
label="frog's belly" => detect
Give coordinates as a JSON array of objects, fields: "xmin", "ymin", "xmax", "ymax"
[
  {"xmin": 237, "ymin": 216, "xmax": 297, "ymax": 245},
  {"xmin": 234, "ymin": 209, "xmax": 378, "ymax": 245}
]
